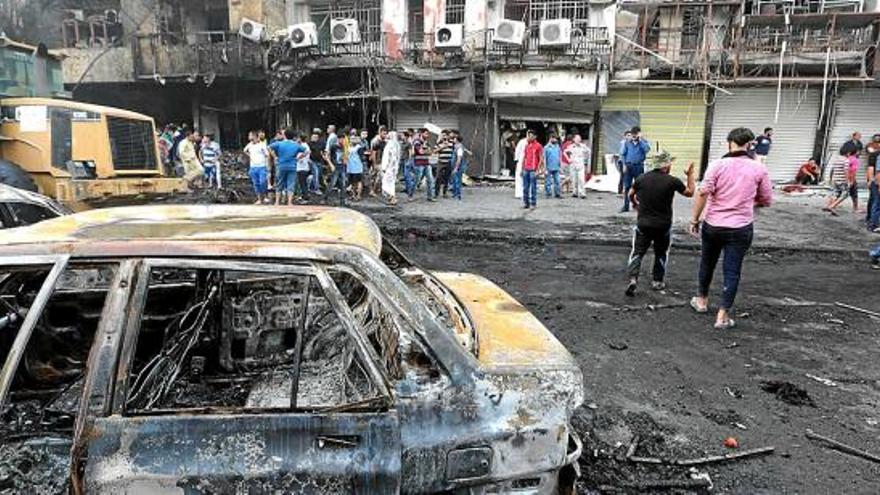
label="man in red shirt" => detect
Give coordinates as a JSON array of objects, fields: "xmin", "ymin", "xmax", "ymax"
[{"xmin": 522, "ymin": 130, "xmax": 544, "ymax": 209}]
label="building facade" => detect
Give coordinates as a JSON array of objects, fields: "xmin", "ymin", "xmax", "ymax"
[{"xmin": 5, "ymin": 0, "xmax": 878, "ymax": 179}]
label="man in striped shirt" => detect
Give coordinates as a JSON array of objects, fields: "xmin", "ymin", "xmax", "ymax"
[{"xmin": 200, "ymin": 134, "xmax": 221, "ymax": 188}]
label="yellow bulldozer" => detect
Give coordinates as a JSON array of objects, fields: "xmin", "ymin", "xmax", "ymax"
[{"xmin": 0, "ymin": 36, "xmax": 187, "ymax": 208}]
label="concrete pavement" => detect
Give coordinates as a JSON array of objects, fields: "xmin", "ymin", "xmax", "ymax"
[{"xmin": 356, "ymin": 184, "xmax": 877, "ymax": 254}]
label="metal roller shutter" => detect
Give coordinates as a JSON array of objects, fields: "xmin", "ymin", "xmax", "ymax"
[
  {"xmin": 709, "ymin": 87, "xmax": 820, "ymax": 182},
  {"xmin": 826, "ymin": 87, "xmax": 880, "ymax": 177},
  {"xmin": 600, "ymin": 88, "xmax": 707, "ymax": 176},
  {"xmin": 393, "ymin": 102, "xmax": 460, "ymax": 132}
]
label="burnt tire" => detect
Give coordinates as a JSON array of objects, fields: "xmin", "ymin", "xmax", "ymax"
[{"xmin": 0, "ymin": 160, "xmax": 37, "ymax": 192}]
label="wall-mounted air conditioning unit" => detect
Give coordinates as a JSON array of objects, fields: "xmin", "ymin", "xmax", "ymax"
[
  {"xmin": 331, "ymin": 18, "xmax": 361, "ymax": 44},
  {"xmin": 288, "ymin": 22, "xmax": 318, "ymax": 49},
  {"xmin": 435, "ymin": 24, "xmax": 464, "ymax": 50},
  {"xmin": 494, "ymin": 19, "xmax": 526, "ymax": 46},
  {"xmin": 539, "ymin": 19, "xmax": 572, "ymax": 47},
  {"xmin": 239, "ymin": 18, "xmax": 265, "ymax": 43}
]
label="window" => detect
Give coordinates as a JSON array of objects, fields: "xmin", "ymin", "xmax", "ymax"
[
  {"xmin": 0, "ymin": 264, "xmax": 115, "ymax": 492},
  {"xmin": 445, "ymin": 0, "xmax": 465, "ymax": 25},
  {"xmin": 123, "ymin": 266, "xmax": 382, "ymax": 414},
  {"xmin": 408, "ymin": 0, "xmax": 425, "ymax": 41},
  {"xmin": 331, "ymin": 268, "xmax": 443, "ymax": 386}
]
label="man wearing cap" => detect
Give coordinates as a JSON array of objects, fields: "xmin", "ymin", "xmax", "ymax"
[{"xmin": 625, "ymin": 151, "xmax": 695, "ymax": 296}]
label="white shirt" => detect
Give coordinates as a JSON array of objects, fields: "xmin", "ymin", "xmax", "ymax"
[
  {"xmin": 244, "ymin": 141, "xmax": 269, "ymax": 168},
  {"xmin": 514, "ymin": 138, "xmax": 527, "ymax": 164},
  {"xmin": 566, "ymin": 143, "xmax": 590, "ymax": 167}
]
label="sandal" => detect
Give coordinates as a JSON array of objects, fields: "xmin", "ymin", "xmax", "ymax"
[
  {"xmin": 690, "ymin": 297, "xmax": 708, "ymax": 314},
  {"xmin": 714, "ymin": 318, "xmax": 737, "ymax": 330}
]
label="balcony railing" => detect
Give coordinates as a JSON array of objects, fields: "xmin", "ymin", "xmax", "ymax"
[
  {"xmin": 133, "ymin": 32, "xmax": 263, "ymax": 79},
  {"xmin": 486, "ymin": 25, "xmax": 611, "ymax": 65}
]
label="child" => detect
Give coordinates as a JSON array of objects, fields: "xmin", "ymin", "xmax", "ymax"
[{"xmin": 347, "ymin": 136, "xmax": 365, "ymax": 201}]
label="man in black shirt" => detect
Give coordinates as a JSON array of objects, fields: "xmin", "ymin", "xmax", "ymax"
[{"xmin": 625, "ymin": 152, "xmax": 695, "ymax": 296}]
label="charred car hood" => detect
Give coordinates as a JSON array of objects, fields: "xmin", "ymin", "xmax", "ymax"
[{"xmin": 430, "ymin": 272, "xmax": 579, "ymax": 372}]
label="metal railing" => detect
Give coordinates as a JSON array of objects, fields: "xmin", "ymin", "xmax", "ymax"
[
  {"xmin": 133, "ymin": 32, "xmax": 263, "ymax": 79},
  {"xmin": 485, "ymin": 25, "xmax": 611, "ymax": 63}
]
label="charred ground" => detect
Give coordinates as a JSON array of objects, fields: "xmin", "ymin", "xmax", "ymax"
[{"xmin": 390, "ymin": 234, "xmax": 880, "ymax": 494}]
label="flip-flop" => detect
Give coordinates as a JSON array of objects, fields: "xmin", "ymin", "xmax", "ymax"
[
  {"xmin": 690, "ymin": 297, "xmax": 708, "ymax": 314},
  {"xmin": 714, "ymin": 319, "xmax": 737, "ymax": 330}
]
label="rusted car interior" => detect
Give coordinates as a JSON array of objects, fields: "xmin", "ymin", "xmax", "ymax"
[{"xmin": 0, "ymin": 206, "xmax": 583, "ymax": 494}]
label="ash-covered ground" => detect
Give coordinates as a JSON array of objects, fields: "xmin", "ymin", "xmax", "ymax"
[{"xmin": 391, "ymin": 235, "xmax": 880, "ymax": 494}]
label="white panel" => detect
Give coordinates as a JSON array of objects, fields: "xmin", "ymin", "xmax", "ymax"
[
  {"xmin": 826, "ymin": 87, "xmax": 880, "ymax": 177},
  {"xmin": 709, "ymin": 87, "xmax": 820, "ymax": 182},
  {"xmin": 489, "ymin": 70, "xmax": 607, "ymax": 97},
  {"xmin": 393, "ymin": 102, "xmax": 460, "ymax": 132}
]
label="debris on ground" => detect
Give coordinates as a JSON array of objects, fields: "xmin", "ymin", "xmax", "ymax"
[
  {"xmin": 724, "ymin": 437, "xmax": 739, "ymax": 449},
  {"xmin": 805, "ymin": 374, "xmax": 838, "ymax": 387},
  {"xmin": 834, "ymin": 302, "xmax": 880, "ymax": 319},
  {"xmin": 760, "ymin": 380, "xmax": 816, "ymax": 407},
  {"xmin": 606, "ymin": 340, "xmax": 629, "ymax": 351},
  {"xmin": 629, "ymin": 446, "xmax": 775, "ymax": 467},
  {"xmin": 725, "ymin": 386, "xmax": 743, "ymax": 399},
  {"xmin": 805, "ymin": 429, "xmax": 880, "ymax": 464}
]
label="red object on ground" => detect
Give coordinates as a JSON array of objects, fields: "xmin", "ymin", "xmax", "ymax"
[{"xmin": 724, "ymin": 437, "xmax": 739, "ymax": 449}]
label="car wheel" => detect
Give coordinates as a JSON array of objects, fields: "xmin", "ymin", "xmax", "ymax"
[{"xmin": 0, "ymin": 159, "xmax": 37, "ymax": 192}]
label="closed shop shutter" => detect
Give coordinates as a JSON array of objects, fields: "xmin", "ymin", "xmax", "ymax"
[
  {"xmin": 709, "ymin": 87, "xmax": 820, "ymax": 182},
  {"xmin": 826, "ymin": 87, "xmax": 880, "ymax": 177},
  {"xmin": 393, "ymin": 102, "xmax": 460, "ymax": 132},
  {"xmin": 600, "ymin": 88, "xmax": 707, "ymax": 175}
]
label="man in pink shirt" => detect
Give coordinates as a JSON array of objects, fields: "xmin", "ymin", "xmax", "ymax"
[{"xmin": 690, "ymin": 127, "xmax": 773, "ymax": 330}]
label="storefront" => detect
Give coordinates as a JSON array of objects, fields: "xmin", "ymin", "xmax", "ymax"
[
  {"xmin": 599, "ymin": 87, "xmax": 708, "ymax": 176},
  {"xmin": 825, "ymin": 86, "xmax": 880, "ymax": 176},
  {"xmin": 708, "ymin": 86, "xmax": 821, "ymax": 182}
]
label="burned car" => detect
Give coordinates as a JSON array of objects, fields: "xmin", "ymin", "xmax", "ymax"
[
  {"xmin": 0, "ymin": 183, "xmax": 70, "ymax": 229},
  {"xmin": 0, "ymin": 205, "xmax": 583, "ymax": 494}
]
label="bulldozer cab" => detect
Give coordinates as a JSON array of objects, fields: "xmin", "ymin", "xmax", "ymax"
[{"xmin": 0, "ymin": 36, "xmax": 187, "ymax": 206}]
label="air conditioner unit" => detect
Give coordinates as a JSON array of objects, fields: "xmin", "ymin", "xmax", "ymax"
[
  {"xmin": 539, "ymin": 19, "xmax": 572, "ymax": 47},
  {"xmin": 331, "ymin": 18, "xmax": 361, "ymax": 44},
  {"xmin": 434, "ymin": 24, "xmax": 464, "ymax": 50},
  {"xmin": 493, "ymin": 19, "xmax": 526, "ymax": 46},
  {"xmin": 239, "ymin": 18, "xmax": 266, "ymax": 43},
  {"xmin": 287, "ymin": 22, "xmax": 318, "ymax": 49},
  {"xmin": 64, "ymin": 9, "xmax": 85, "ymax": 21}
]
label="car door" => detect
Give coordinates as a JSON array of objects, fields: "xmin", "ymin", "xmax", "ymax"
[
  {"xmin": 79, "ymin": 259, "xmax": 401, "ymax": 494},
  {"xmin": 0, "ymin": 256, "xmax": 124, "ymax": 494}
]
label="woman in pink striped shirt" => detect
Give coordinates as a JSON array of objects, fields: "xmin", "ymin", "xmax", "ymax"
[{"xmin": 690, "ymin": 127, "xmax": 773, "ymax": 330}]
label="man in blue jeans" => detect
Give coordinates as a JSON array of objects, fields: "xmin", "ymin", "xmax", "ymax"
[
  {"xmin": 865, "ymin": 135, "xmax": 880, "ymax": 232},
  {"xmin": 620, "ymin": 126, "xmax": 651, "ymax": 213},
  {"xmin": 544, "ymin": 133, "xmax": 562, "ymax": 198},
  {"xmin": 450, "ymin": 133, "xmax": 467, "ymax": 200},
  {"xmin": 521, "ymin": 130, "xmax": 544, "ymax": 209},
  {"xmin": 409, "ymin": 129, "xmax": 436, "ymax": 202}
]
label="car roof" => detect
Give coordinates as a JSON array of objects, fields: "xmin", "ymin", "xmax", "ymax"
[
  {"xmin": 0, "ymin": 205, "xmax": 383, "ymax": 256},
  {"xmin": 0, "ymin": 183, "xmax": 58, "ymax": 206}
]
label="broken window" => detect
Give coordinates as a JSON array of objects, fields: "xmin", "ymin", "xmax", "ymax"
[
  {"xmin": 330, "ymin": 268, "xmax": 444, "ymax": 387},
  {"xmin": 123, "ymin": 265, "xmax": 383, "ymax": 414},
  {"xmin": 0, "ymin": 263, "xmax": 116, "ymax": 494}
]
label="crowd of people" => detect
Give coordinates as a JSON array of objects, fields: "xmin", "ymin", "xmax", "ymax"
[
  {"xmin": 227, "ymin": 125, "xmax": 470, "ymax": 207},
  {"xmin": 157, "ymin": 122, "xmax": 472, "ymax": 207}
]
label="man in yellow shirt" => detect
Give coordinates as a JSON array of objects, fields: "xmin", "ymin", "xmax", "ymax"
[{"xmin": 178, "ymin": 129, "xmax": 204, "ymax": 187}]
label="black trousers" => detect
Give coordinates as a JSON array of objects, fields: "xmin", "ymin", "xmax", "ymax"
[
  {"xmin": 627, "ymin": 225, "xmax": 672, "ymax": 282},
  {"xmin": 296, "ymin": 170, "xmax": 310, "ymax": 200},
  {"xmin": 435, "ymin": 165, "xmax": 451, "ymax": 196}
]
